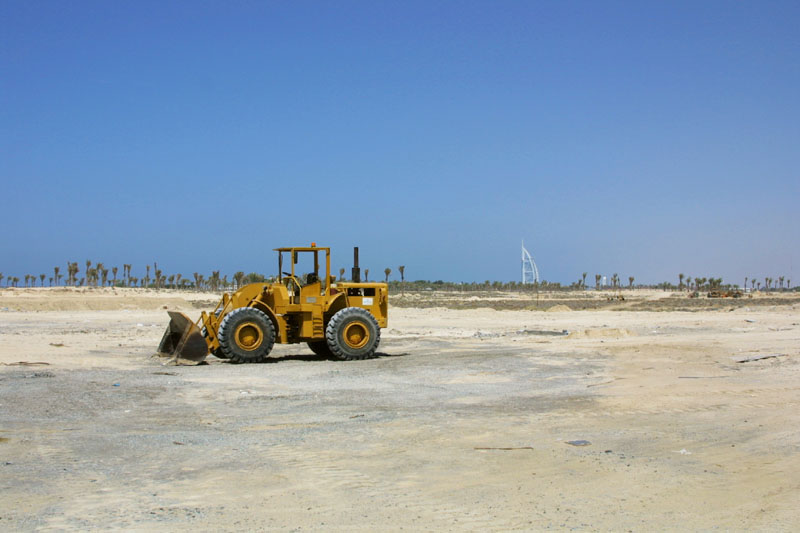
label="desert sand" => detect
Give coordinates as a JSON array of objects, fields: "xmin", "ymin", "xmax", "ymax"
[{"xmin": 1, "ymin": 287, "xmax": 798, "ymax": 530}]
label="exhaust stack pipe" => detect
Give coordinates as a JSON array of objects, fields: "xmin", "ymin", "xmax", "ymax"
[{"xmin": 351, "ymin": 246, "xmax": 361, "ymax": 283}]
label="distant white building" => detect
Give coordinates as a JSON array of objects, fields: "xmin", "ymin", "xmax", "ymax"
[{"xmin": 521, "ymin": 240, "xmax": 540, "ymax": 284}]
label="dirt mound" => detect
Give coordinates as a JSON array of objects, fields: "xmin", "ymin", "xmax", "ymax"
[
  {"xmin": 567, "ymin": 328, "xmax": 632, "ymax": 339},
  {"xmin": 546, "ymin": 304, "xmax": 572, "ymax": 312}
]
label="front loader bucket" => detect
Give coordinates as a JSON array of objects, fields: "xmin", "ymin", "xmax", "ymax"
[{"xmin": 157, "ymin": 311, "xmax": 209, "ymax": 364}]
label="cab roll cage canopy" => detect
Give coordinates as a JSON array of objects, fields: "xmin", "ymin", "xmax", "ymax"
[{"xmin": 275, "ymin": 245, "xmax": 332, "ymax": 294}]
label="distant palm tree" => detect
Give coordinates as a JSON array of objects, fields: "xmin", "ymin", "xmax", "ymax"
[
  {"xmin": 209, "ymin": 270, "xmax": 221, "ymax": 291},
  {"xmin": 95, "ymin": 263, "xmax": 104, "ymax": 287},
  {"xmin": 0, "ymin": 273, "xmax": 3, "ymax": 286},
  {"xmin": 339, "ymin": 268, "xmax": 345, "ymax": 281},
  {"xmin": 66, "ymin": 262, "xmax": 75, "ymax": 286},
  {"xmin": 595, "ymin": 274, "xmax": 601, "ymax": 289},
  {"xmin": 679, "ymin": 273, "xmax": 685, "ymax": 290},
  {"xmin": 176, "ymin": 273, "xmax": 183, "ymax": 289},
  {"xmin": 628, "ymin": 276, "xmax": 634, "ymax": 289},
  {"xmin": 112, "ymin": 267, "xmax": 118, "ymax": 285},
  {"xmin": 751, "ymin": 278, "xmax": 756, "ymax": 290},
  {"xmin": 779, "ymin": 276, "xmax": 785, "ymax": 291},
  {"xmin": 40, "ymin": 274, "xmax": 46, "ymax": 286},
  {"xmin": 582, "ymin": 272, "xmax": 587, "ymax": 288},
  {"xmin": 54, "ymin": 266, "xmax": 61, "ymax": 286},
  {"xmin": 364, "ymin": 268, "xmax": 369, "ymax": 282},
  {"xmin": 612, "ymin": 273, "xmax": 619, "ymax": 288},
  {"xmin": 49, "ymin": 277, "xmax": 53, "ymax": 286},
  {"xmin": 384, "ymin": 268, "xmax": 391, "ymax": 283},
  {"xmin": 744, "ymin": 276, "xmax": 748, "ymax": 291}
]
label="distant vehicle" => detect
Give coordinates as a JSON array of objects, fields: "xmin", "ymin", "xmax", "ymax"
[{"xmin": 707, "ymin": 289, "xmax": 743, "ymax": 298}]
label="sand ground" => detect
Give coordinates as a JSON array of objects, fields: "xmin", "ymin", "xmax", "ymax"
[{"xmin": 1, "ymin": 288, "xmax": 798, "ymax": 531}]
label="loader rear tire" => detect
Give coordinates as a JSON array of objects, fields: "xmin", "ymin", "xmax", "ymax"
[
  {"xmin": 326, "ymin": 307, "xmax": 379, "ymax": 361},
  {"xmin": 218, "ymin": 307, "xmax": 275, "ymax": 364},
  {"xmin": 307, "ymin": 340, "xmax": 333, "ymax": 358}
]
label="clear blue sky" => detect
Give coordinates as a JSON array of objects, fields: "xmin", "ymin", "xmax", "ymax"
[{"xmin": 2, "ymin": 1, "xmax": 798, "ymax": 285}]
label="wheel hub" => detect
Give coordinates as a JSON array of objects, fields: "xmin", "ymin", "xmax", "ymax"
[
  {"xmin": 343, "ymin": 322, "xmax": 369, "ymax": 349},
  {"xmin": 234, "ymin": 322, "xmax": 263, "ymax": 351}
]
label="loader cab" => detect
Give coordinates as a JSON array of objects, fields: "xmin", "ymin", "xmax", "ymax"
[{"xmin": 275, "ymin": 245, "xmax": 332, "ymax": 304}]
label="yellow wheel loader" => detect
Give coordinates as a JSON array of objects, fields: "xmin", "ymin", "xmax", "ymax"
[{"xmin": 158, "ymin": 245, "xmax": 388, "ymax": 364}]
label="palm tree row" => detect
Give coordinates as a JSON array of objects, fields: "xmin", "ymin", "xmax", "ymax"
[
  {"xmin": 2, "ymin": 262, "xmax": 794, "ymax": 294},
  {"xmin": 1, "ymin": 261, "xmax": 273, "ymax": 291},
  {"xmin": 678, "ymin": 273, "xmax": 792, "ymax": 293},
  {"xmin": 583, "ymin": 272, "xmax": 632, "ymax": 289}
]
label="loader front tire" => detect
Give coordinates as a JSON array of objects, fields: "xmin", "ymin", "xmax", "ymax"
[
  {"xmin": 326, "ymin": 307, "xmax": 380, "ymax": 361},
  {"xmin": 218, "ymin": 307, "xmax": 275, "ymax": 364}
]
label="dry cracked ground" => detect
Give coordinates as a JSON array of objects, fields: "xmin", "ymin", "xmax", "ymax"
[{"xmin": 1, "ymin": 288, "xmax": 799, "ymax": 531}]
